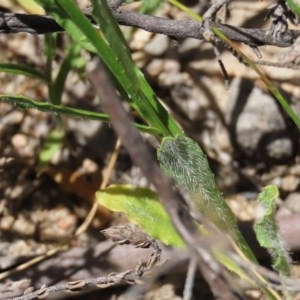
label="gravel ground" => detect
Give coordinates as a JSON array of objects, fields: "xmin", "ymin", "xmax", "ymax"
[{"xmin": 1, "ymin": 1, "xmax": 300, "ymax": 299}]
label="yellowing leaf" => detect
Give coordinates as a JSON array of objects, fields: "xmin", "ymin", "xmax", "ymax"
[
  {"xmin": 16, "ymin": 0, "xmax": 44, "ymax": 14},
  {"xmin": 97, "ymin": 185, "xmax": 185, "ymax": 247}
]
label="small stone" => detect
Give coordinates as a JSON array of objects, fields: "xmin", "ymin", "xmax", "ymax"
[
  {"xmin": 146, "ymin": 59, "xmax": 165, "ymax": 77},
  {"xmin": 144, "ymin": 34, "xmax": 169, "ymax": 56},
  {"xmin": 11, "ymin": 133, "xmax": 28, "ymax": 149},
  {"xmin": 278, "ymin": 192, "xmax": 300, "ymax": 216},
  {"xmin": 225, "ymin": 77, "xmax": 297, "ymax": 163},
  {"xmin": 281, "ymin": 175, "xmax": 300, "ymax": 192},
  {"xmin": 12, "ymin": 216, "xmax": 35, "ymax": 237}
]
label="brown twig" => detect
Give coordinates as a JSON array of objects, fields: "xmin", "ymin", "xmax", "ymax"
[{"xmin": 0, "ymin": 4, "xmax": 299, "ymax": 48}]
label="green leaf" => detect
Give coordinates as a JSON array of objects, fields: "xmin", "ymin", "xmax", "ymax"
[
  {"xmin": 157, "ymin": 136, "xmax": 257, "ymax": 262},
  {"xmin": 51, "ymin": 44, "xmax": 83, "ymax": 103},
  {"xmin": 0, "ymin": 63, "xmax": 46, "ymax": 81},
  {"xmin": 254, "ymin": 185, "xmax": 291, "ymax": 276},
  {"xmin": 96, "ymin": 184, "xmax": 185, "ymax": 247},
  {"xmin": 38, "ymin": 127, "xmax": 65, "ymax": 172},
  {"xmin": 15, "ymin": 0, "xmax": 44, "ymax": 14},
  {"xmin": 0, "ymin": 95, "xmax": 159, "ymax": 134}
]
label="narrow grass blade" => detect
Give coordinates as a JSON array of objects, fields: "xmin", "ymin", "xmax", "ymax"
[
  {"xmin": 91, "ymin": 0, "xmax": 183, "ymax": 137},
  {"xmin": 168, "ymin": 0, "xmax": 202, "ymax": 22},
  {"xmin": 0, "ymin": 95, "xmax": 159, "ymax": 134},
  {"xmin": 16, "ymin": 0, "xmax": 44, "ymax": 14},
  {"xmin": 33, "ymin": 0, "xmax": 96, "ymax": 52},
  {"xmin": 44, "ymin": 33, "xmax": 57, "ymax": 103},
  {"xmin": 0, "ymin": 63, "xmax": 46, "ymax": 81},
  {"xmin": 52, "ymin": 44, "xmax": 83, "ymax": 103},
  {"xmin": 212, "ymin": 28, "xmax": 300, "ymax": 132},
  {"xmin": 140, "ymin": 0, "xmax": 166, "ymax": 14},
  {"xmin": 33, "ymin": 0, "xmax": 182, "ymax": 137},
  {"xmin": 287, "ymin": 0, "xmax": 300, "ymax": 16}
]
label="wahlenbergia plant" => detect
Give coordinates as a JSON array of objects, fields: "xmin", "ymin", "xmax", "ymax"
[{"xmin": 0, "ymin": 1, "xmax": 296, "ymax": 297}]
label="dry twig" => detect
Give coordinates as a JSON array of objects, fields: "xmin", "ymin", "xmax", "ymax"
[
  {"xmin": 9, "ymin": 224, "xmax": 161, "ymax": 300},
  {"xmin": 0, "ymin": 2, "xmax": 299, "ymax": 48}
]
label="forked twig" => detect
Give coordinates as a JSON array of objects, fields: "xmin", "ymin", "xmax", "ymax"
[
  {"xmin": 0, "ymin": 3, "xmax": 299, "ymax": 48},
  {"xmin": 12, "ymin": 224, "xmax": 162, "ymax": 300}
]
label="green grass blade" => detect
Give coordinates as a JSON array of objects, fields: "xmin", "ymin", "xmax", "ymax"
[
  {"xmin": 44, "ymin": 33, "xmax": 57, "ymax": 103},
  {"xmin": 91, "ymin": 0, "xmax": 182, "ymax": 137},
  {"xmin": 33, "ymin": 0, "xmax": 96, "ymax": 52},
  {"xmin": 0, "ymin": 95, "xmax": 159, "ymax": 134},
  {"xmin": 33, "ymin": 0, "xmax": 132, "ymax": 96},
  {"xmin": 16, "ymin": 0, "xmax": 44, "ymax": 14},
  {"xmin": 91, "ymin": 0, "xmax": 140, "ymax": 92},
  {"xmin": 52, "ymin": 44, "xmax": 83, "ymax": 103},
  {"xmin": 33, "ymin": 0, "xmax": 182, "ymax": 137},
  {"xmin": 0, "ymin": 63, "xmax": 46, "ymax": 80},
  {"xmin": 168, "ymin": 0, "xmax": 202, "ymax": 22},
  {"xmin": 140, "ymin": 0, "xmax": 166, "ymax": 14},
  {"xmin": 287, "ymin": 0, "xmax": 300, "ymax": 16}
]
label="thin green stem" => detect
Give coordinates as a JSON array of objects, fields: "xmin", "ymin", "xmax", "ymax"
[
  {"xmin": 167, "ymin": 0, "xmax": 202, "ymax": 22},
  {"xmin": 0, "ymin": 95, "xmax": 160, "ymax": 134},
  {"xmin": 212, "ymin": 28, "xmax": 300, "ymax": 132}
]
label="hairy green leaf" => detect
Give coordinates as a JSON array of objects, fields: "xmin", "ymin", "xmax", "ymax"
[
  {"xmin": 157, "ymin": 136, "xmax": 257, "ymax": 262},
  {"xmin": 254, "ymin": 185, "xmax": 291, "ymax": 276}
]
